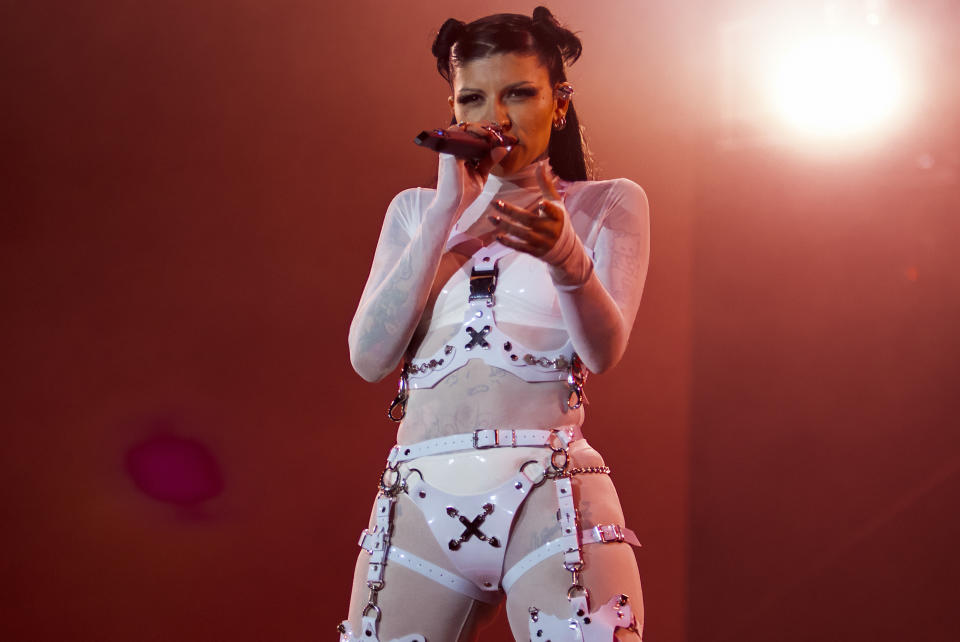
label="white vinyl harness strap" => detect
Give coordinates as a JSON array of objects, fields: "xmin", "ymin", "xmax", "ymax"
[
  {"xmin": 342, "ymin": 426, "xmax": 632, "ymax": 640},
  {"xmin": 339, "ymin": 490, "xmax": 428, "ymax": 642},
  {"xmin": 372, "ymin": 544, "xmax": 500, "ymax": 604},
  {"xmin": 517, "ymin": 442, "xmax": 642, "ymax": 640},
  {"xmin": 403, "ymin": 240, "xmax": 577, "ymax": 390},
  {"xmin": 500, "ymin": 524, "xmax": 641, "ymax": 592},
  {"xmin": 386, "ymin": 234, "xmax": 589, "ymax": 422},
  {"xmin": 528, "ymin": 593, "xmax": 640, "ymax": 641},
  {"xmin": 338, "ymin": 619, "xmax": 424, "ymax": 642},
  {"xmin": 387, "ymin": 426, "xmax": 578, "ymax": 465}
]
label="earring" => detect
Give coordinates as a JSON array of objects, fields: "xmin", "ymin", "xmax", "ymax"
[
  {"xmin": 553, "ymin": 115, "xmax": 567, "ymax": 131},
  {"xmin": 556, "ymin": 83, "xmax": 575, "ymax": 100}
]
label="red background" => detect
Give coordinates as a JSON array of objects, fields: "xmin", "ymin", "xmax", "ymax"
[{"xmin": 2, "ymin": 1, "xmax": 957, "ymax": 640}]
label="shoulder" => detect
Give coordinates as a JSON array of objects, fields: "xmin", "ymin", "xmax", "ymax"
[
  {"xmin": 562, "ymin": 177, "xmax": 649, "ymax": 218},
  {"xmin": 388, "ymin": 186, "xmax": 434, "ymax": 213},
  {"xmin": 384, "ymin": 187, "xmax": 435, "ymax": 231}
]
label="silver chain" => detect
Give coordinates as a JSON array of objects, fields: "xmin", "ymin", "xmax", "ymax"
[{"xmin": 562, "ymin": 465, "xmax": 611, "ymax": 477}]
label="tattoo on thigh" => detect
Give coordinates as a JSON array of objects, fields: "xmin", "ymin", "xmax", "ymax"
[{"xmin": 530, "ymin": 523, "xmax": 561, "ymax": 548}]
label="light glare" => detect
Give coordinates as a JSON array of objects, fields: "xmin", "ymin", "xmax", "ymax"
[{"xmin": 772, "ymin": 35, "xmax": 903, "ymax": 137}]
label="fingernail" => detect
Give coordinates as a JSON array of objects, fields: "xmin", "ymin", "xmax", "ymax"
[
  {"xmin": 494, "ymin": 199, "xmax": 505, "ymax": 209},
  {"xmin": 489, "ymin": 214, "xmax": 501, "ymax": 225}
]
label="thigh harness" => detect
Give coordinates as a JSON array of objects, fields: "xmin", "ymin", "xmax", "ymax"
[{"xmin": 337, "ymin": 427, "xmax": 641, "ymax": 641}]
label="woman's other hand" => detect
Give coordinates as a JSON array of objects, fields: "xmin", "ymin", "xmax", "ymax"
[{"xmin": 487, "ymin": 162, "xmax": 565, "ymax": 258}]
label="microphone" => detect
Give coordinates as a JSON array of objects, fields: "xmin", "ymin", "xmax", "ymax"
[{"xmin": 414, "ymin": 128, "xmax": 518, "ymax": 161}]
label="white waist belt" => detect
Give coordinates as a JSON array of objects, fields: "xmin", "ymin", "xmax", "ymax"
[{"xmin": 387, "ymin": 426, "xmax": 578, "ymax": 466}]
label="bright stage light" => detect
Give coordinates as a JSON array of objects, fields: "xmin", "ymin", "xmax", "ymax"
[{"xmin": 772, "ymin": 35, "xmax": 904, "ymax": 138}]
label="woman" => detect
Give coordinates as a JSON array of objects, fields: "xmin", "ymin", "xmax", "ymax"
[{"xmin": 340, "ymin": 7, "xmax": 650, "ymax": 641}]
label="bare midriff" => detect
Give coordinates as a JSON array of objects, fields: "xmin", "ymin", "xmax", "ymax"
[{"xmin": 397, "ymin": 359, "xmax": 583, "ymax": 445}]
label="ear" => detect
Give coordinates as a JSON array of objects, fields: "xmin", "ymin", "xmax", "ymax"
[
  {"xmin": 554, "ymin": 82, "xmax": 574, "ymax": 119},
  {"xmin": 448, "ymin": 95, "xmax": 456, "ymax": 117}
]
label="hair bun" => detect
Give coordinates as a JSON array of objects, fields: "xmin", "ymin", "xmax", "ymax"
[
  {"xmin": 531, "ymin": 6, "xmax": 554, "ymax": 25},
  {"xmin": 531, "ymin": 6, "xmax": 582, "ymax": 66},
  {"xmin": 432, "ymin": 18, "xmax": 466, "ymax": 81}
]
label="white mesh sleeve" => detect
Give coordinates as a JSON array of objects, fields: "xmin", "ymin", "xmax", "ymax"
[
  {"xmin": 347, "ymin": 155, "xmax": 474, "ymax": 382},
  {"xmin": 545, "ymin": 179, "xmax": 650, "ymax": 373}
]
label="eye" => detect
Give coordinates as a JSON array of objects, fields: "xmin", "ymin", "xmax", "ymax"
[
  {"xmin": 456, "ymin": 94, "xmax": 482, "ymax": 105},
  {"xmin": 507, "ymin": 87, "xmax": 538, "ymax": 99}
]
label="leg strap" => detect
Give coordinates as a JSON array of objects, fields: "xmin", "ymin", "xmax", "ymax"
[
  {"xmin": 341, "ymin": 476, "xmax": 428, "ymax": 642},
  {"xmin": 501, "ymin": 524, "xmax": 641, "ymax": 592},
  {"xmin": 362, "ymin": 494, "xmax": 395, "ymax": 587},
  {"xmin": 555, "ymin": 475, "xmax": 583, "ymax": 576},
  {"xmin": 527, "ymin": 593, "xmax": 640, "ymax": 641},
  {"xmin": 358, "ymin": 539, "xmax": 500, "ymax": 604},
  {"xmin": 337, "ymin": 619, "xmax": 425, "ymax": 642},
  {"xmin": 521, "ymin": 462, "xmax": 641, "ymax": 640}
]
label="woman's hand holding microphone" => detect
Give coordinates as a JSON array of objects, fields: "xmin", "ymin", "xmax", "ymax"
[
  {"xmin": 424, "ymin": 121, "xmax": 515, "ymax": 227},
  {"xmin": 423, "ymin": 120, "xmax": 591, "ymax": 288}
]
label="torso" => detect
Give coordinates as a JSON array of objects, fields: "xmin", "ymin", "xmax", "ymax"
[
  {"xmin": 392, "ymin": 162, "xmax": 624, "ymax": 445},
  {"xmin": 397, "ymin": 359, "xmax": 581, "ymax": 444}
]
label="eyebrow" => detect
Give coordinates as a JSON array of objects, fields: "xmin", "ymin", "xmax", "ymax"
[{"xmin": 457, "ymin": 81, "xmax": 537, "ymax": 94}]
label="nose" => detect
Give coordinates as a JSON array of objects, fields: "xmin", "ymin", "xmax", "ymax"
[{"xmin": 486, "ymin": 101, "xmax": 512, "ymax": 131}]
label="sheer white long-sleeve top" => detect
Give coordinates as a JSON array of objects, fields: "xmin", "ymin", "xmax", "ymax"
[{"xmin": 348, "ymin": 156, "xmax": 650, "ymax": 445}]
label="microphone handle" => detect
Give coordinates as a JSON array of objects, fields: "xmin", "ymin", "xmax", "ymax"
[{"xmin": 414, "ymin": 129, "xmax": 517, "ymax": 161}]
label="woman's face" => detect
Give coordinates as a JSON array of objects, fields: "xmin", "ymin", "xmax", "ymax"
[{"xmin": 449, "ymin": 52, "xmax": 568, "ymax": 176}]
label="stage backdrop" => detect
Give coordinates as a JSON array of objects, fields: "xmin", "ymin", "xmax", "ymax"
[
  {"xmin": 5, "ymin": 1, "xmax": 958, "ymax": 641},
  {"xmin": 2, "ymin": 1, "xmax": 693, "ymax": 640}
]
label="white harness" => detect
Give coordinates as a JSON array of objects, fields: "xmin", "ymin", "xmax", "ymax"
[
  {"xmin": 342, "ymin": 189, "xmax": 634, "ymax": 640},
  {"xmin": 337, "ymin": 428, "xmax": 641, "ymax": 641},
  {"xmin": 404, "ymin": 239, "xmax": 576, "ymax": 389},
  {"xmin": 386, "ymin": 240, "xmax": 587, "ymax": 422}
]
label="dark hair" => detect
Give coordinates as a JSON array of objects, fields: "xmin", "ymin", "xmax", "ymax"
[{"xmin": 431, "ymin": 6, "xmax": 590, "ymax": 181}]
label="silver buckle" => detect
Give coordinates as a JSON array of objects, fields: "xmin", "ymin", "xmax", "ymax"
[
  {"xmin": 468, "ymin": 264, "xmax": 499, "ymax": 305},
  {"xmin": 473, "ymin": 429, "xmax": 498, "ymax": 449},
  {"xmin": 473, "ymin": 429, "xmax": 518, "ymax": 449},
  {"xmin": 596, "ymin": 524, "xmax": 625, "ymax": 543},
  {"xmin": 358, "ymin": 528, "xmax": 379, "ymax": 553}
]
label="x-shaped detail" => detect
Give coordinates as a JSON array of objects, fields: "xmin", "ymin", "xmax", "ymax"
[
  {"xmin": 446, "ymin": 503, "xmax": 500, "ymax": 550},
  {"xmin": 464, "ymin": 325, "xmax": 491, "ymax": 350}
]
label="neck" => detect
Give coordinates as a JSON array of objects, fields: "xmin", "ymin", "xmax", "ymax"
[
  {"xmin": 490, "ymin": 155, "xmax": 550, "ymax": 181},
  {"xmin": 490, "ymin": 151, "xmax": 550, "ymax": 178}
]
